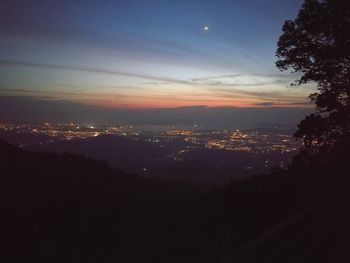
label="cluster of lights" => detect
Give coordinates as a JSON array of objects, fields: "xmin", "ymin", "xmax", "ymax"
[{"xmin": 0, "ymin": 122, "xmax": 300, "ymax": 154}]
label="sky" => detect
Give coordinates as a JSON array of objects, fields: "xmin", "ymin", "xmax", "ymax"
[{"xmin": 0, "ymin": 0, "xmax": 314, "ymax": 127}]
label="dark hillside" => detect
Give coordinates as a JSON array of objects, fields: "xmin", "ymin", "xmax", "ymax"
[
  {"xmin": 0, "ymin": 139, "xmax": 192, "ymax": 262},
  {"xmin": 1, "ymin": 138, "xmax": 350, "ymax": 262}
]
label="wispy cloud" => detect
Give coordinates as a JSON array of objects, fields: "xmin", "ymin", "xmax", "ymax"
[
  {"xmin": 191, "ymin": 74, "xmax": 244, "ymax": 82},
  {"xmin": 0, "ymin": 60, "xmax": 298, "ymax": 90},
  {"xmin": 0, "ymin": 60, "xmax": 311, "ymax": 108},
  {"xmin": 192, "ymin": 73, "xmax": 294, "ymax": 87},
  {"xmin": 252, "ymin": 100, "xmax": 313, "ymax": 107},
  {"xmin": 0, "ymin": 59, "xmax": 194, "ymax": 86},
  {"xmin": 254, "ymin": 102, "xmax": 276, "ymax": 107},
  {"xmin": 208, "ymin": 87, "xmax": 291, "ymax": 99}
]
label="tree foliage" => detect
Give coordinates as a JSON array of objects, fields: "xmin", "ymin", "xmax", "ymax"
[{"xmin": 276, "ymin": 0, "xmax": 350, "ymax": 153}]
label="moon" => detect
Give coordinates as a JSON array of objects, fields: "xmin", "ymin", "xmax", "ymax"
[{"xmin": 203, "ymin": 26, "xmax": 209, "ymax": 31}]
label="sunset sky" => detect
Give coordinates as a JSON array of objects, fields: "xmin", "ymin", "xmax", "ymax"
[{"xmin": 0, "ymin": 0, "xmax": 315, "ymax": 111}]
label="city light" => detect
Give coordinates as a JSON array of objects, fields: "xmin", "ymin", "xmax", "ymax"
[{"xmin": 0, "ymin": 122, "xmax": 301, "ymax": 154}]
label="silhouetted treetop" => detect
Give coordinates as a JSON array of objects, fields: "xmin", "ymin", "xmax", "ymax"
[
  {"xmin": 276, "ymin": 0, "xmax": 350, "ymax": 153},
  {"xmin": 276, "ymin": 0, "xmax": 350, "ymax": 87}
]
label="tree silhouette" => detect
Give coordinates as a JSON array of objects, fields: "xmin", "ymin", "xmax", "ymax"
[{"xmin": 276, "ymin": 0, "xmax": 350, "ymax": 154}]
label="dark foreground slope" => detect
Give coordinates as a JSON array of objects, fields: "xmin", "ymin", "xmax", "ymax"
[
  {"xmin": 221, "ymin": 191, "xmax": 350, "ymax": 263},
  {"xmin": 1, "ymin": 139, "xmax": 350, "ymax": 263},
  {"xmin": 0, "ymin": 139, "xmax": 194, "ymax": 263}
]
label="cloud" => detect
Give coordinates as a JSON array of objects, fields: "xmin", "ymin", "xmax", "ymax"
[
  {"xmin": 191, "ymin": 74, "xmax": 244, "ymax": 82},
  {"xmin": 208, "ymin": 87, "xmax": 284, "ymax": 98},
  {"xmin": 0, "ymin": 60, "xmax": 298, "ymax": 92},
  {"xmin": 0, "ymin": 95, "xmax": 58, "ymax": 101},
  {"xmin": 254, "ymin": 102, "xmax": 276, "ymax": 107},
  {"xmin": 0, "ymin": 96, "xmax": 313, "ymax": 129},
  {"xmin": 202, "ymin": 78, "xmax": 290, "ymax": 87},
  {"xmin": 142, "ymin": 72, "xmax": 296, "ymax": 91},
  {"xmin": 0, "ymin": 59, "xmax": 194, "ymax": 86},
  {"xmin": 253, "ymin": 100, "xmax": 313, "ymax": 107},
  {"xmin": 190, "ymin": 72, "xmax": 297, "ymax": 89},
  {"xmin": 0, "ymin": 88, "xmax": 36, "ymax": 93},
  {"xmin": 0, "ymin": 60, "xmax": 311, "ymax": 109},
  {"xmin": 160, "ymin": 105, "xmax": 208, "ymax": 110}
]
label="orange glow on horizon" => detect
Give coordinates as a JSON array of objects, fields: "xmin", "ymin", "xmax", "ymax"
[
  {"xmin": 4, "ymin": 87, "xmax": 312, "ymax": 110},
  {"xmin": 79, "ymin": 97, "xmax": 313, "ymax": 110}
]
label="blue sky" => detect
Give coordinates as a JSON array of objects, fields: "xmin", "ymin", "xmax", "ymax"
[{"xmin": 0, "ymin": 0, "xmax": 314, "ymax": 116}]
